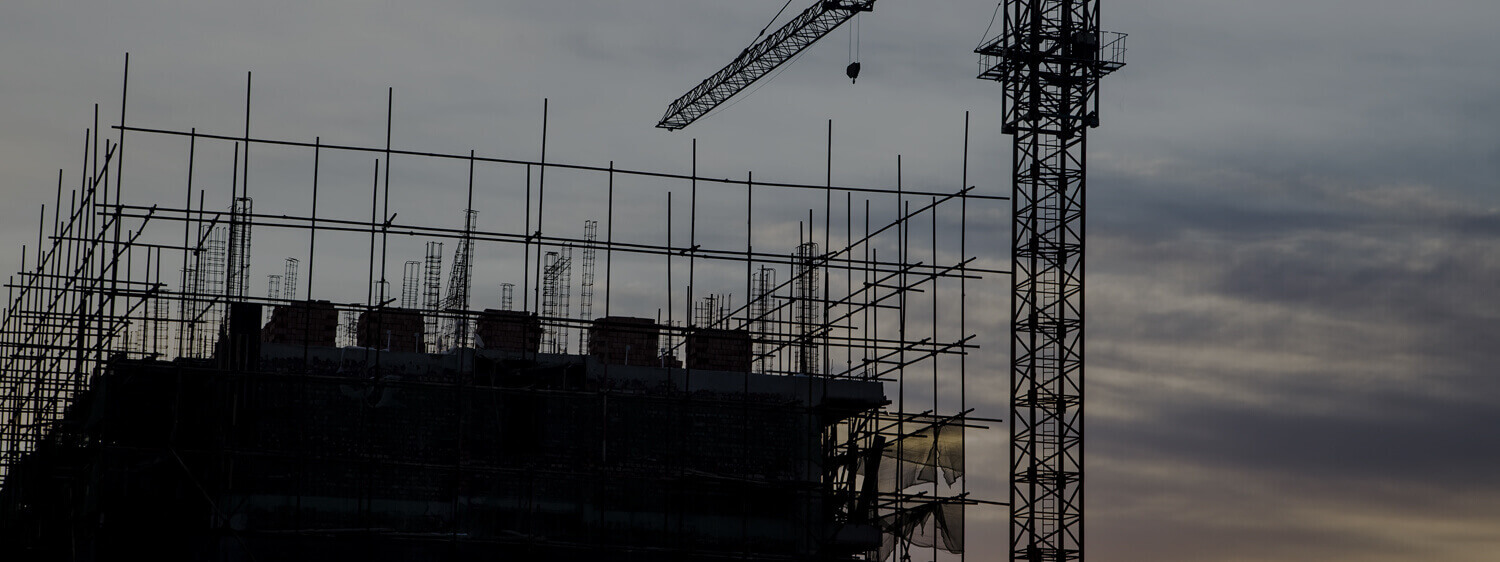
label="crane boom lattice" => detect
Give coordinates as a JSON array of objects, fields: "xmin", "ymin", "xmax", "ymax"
[{"xmin": 657, "ymin": 0, "xmax": 875, "ymax": 130}]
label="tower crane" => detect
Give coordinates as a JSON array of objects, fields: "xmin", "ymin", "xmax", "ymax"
[{"xmin": 656, "ymin": 2, "xmax": 1124, "ymax": 561}]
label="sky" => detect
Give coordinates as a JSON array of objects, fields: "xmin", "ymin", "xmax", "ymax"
[{"xmin": 3, "ymin": 1, "xmax": 1500, "ymax": 561}]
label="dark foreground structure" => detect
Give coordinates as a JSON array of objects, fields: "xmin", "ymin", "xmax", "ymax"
[
  {"xmin": 2, "ymin": 308, "xmax": 894, "ymax": 561},
  {"xmin": 0, "ymin": 64, "xmax": 989, "ymax": 561}
]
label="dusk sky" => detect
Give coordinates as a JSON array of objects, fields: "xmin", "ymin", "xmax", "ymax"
[{"xmin": 3, "ymin": 1, "xmax": 1498, "ymax": 560}]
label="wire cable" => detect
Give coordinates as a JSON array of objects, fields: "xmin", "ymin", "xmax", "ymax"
[
  {"xmin": 977, "ymin": 2, "xmax": 1002, "ymax": 48},
  {"xmin": 758, "ymin": 0, "xmax": 799, "ymax": 40}
]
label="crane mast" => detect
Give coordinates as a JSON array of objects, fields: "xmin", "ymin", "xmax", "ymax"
[
  {"xmin": 656, "ymin": 0, "xmax": 875, "ymax": 130},
  {"xmin": 655, "ymin": 1, "xmax": 1126, "ymax": 559},
  {"xmin": 976, "ymin": 2, "xmax": 1124, "ymax": 561}
]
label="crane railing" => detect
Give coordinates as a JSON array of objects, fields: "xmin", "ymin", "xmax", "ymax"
[{"xmin": 657, "ymin": 0, "xmax": 875, "ymax": 130}]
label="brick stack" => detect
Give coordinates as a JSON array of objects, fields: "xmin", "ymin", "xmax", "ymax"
[
  {"xmin": 475, "ymin": 309, "xmax": 542, "ymax": 353},
  {"xmin": 356, "ymin": 308, "xmax": 426, "ymax": 352},
  {"xmin": 588, "ymin": 316, "xmax": 666, "ymax": 366},
  {"xmin": 261, "ymin": 300, "xmax": 339, "ymax": 346},
  {"xmin": 687, "ymin": 328, "xmax": 752, "ymax": 372},
  {"xmin": 662, "ymin": 354, "xmax": 683, "ymax": 369}
]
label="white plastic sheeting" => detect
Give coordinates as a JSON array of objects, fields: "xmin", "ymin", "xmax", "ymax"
[
  {"xmin": 855, "ymin": 415, "xmax": 966, "ymax": 560},
  {"xmin": 874, "ymin": 417, "xmax": 965, "ymax": 491},
  {"xmin": 875, "ymin": 501, "xmax": 965, "ymax": 560}
]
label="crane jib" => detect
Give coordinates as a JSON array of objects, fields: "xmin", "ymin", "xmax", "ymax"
[{"xmin": 656, "ymin": 0, "xmax": 876, "ymax": 130}]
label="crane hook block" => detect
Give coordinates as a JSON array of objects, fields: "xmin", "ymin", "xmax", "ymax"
[{"xmin": 846, "ymin": 62, "xmax": 862, "ymax": 83}]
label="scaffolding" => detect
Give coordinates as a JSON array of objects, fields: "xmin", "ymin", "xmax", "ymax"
[
  {"xmin": 794, "ymin": 241, "xmax": 821, "ymax": 375},
  {"xmin": 0, "ymin": 67, "xmax": 1004, "ymax": 562},
  {"xmin": 283, "ymin": 257, "xmax": 299, "ymax": 301},
  {"xmin": 227, "ymin": 196, "xmax": 253, "ymax": 299},
  {"xmin": 442, "ymin": 210, "xmax": 477, "ymax": 349},
  {"xmin": 422, "ymin": 241, "xmax": 443, "ymax": 353},
  {"xmin": 189, "ymin": 225, "xmax": 228, "ymax": 359},
  {"xmin": 400, "ymin": 260, "xmax": 421, "ymax": 309},
  {"xmin": 578, "ymin": 220, "xmax": 598, "ymax": 350},
  {"xmin": 695, "ymin": 293, "xmax": 731, "ymax": 329},
  {"xmin": 751, "ymin": 265, "xmax": 778, "ymax": 374},
  {"xmin": 540, "ymin": 248, "xmax": 573, "ymax": 354}
]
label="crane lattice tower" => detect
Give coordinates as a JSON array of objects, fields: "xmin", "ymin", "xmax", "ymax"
[{"xmin": 976, "ymin": 2, "xmax": 1124, "ymax": 561}]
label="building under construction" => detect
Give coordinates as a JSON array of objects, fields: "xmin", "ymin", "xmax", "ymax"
[{"xmin": 0, "ymin": 62, "xmax": 1000, "ymax": 561}]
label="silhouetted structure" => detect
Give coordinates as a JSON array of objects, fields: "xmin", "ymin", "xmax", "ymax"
[
  {"xmin": 0, "ymin": 63, "xmax": 992, "ymax": 561},
  {"xmin": 977, "ymin": 2, "xmax": 1126, "ymax": 560},
  {"xmin": 2, "ymin": 334, "xmax": 885, "ymax": 561}
]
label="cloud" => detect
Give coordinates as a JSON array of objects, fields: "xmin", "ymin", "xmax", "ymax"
[{"xmin": 1087, "ymin": 136, "xmax": 1500, "ymax": 560}]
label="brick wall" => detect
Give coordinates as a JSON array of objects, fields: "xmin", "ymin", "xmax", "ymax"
[
  {"xmin": 261, "ymin": 300, "xmax": 339, "ymax": 347},
  {"xmin": 475, "ymin": 309, "xmax": 542, "ymax": 353},
  {"xmin": 687, "ymin": 328, "xmax": 752, "ymax": 372},
  {"xmin": 588, "ymin": 316, "xmax": 663, "ymax": 366},
  {"xmin": 356, "ymin": 308, "xmax": 426, "ymax": 352}
]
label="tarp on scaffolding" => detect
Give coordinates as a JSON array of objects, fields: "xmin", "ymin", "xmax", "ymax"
[
  {"xmin": 867, "ymin": 416, "xmax": 965, "ymax": 491},
  {"xmin": 855, "ymin": 415, "xmax": 965, "ymax": 560},
  {"xmin": 875, "ymin": 501, "xmax": 965, "ymax": 560}
]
